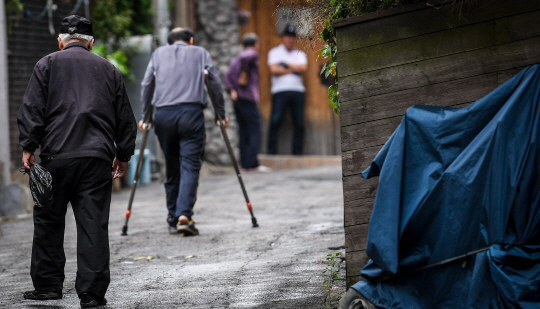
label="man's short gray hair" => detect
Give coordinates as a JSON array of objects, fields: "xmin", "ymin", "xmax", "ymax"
[
  {"xmin": 242, "ymin": 33, "xmax": 258, "ymax": 47},
  {"xmin": 58, "ymin": 33, "xmax": 94, "ymax": 44}
]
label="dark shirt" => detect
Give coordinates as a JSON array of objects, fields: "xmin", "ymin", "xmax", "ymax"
[
  {"xmin": 223, "ymin": 48, "xmax": 259, "ymax": 103},
  {"xmin": 17, "ymin": 42, "xmax": 137, "ymax": 163},
  {"xmin": 140, "ymin": 41, "xmax": 225, "ymax": 121}
]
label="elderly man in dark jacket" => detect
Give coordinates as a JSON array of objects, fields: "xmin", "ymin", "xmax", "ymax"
[{"xmin": 17, "ymin": 15, "xmax": 137, "ymax": 308}]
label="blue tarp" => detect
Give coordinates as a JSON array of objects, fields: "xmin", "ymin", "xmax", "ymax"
[{"xmin": 352, "ymin": 65, "xmax": 540, "ymax": 309}]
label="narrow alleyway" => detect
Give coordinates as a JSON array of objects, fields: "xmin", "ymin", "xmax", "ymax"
[{"xmin": 0, "ymin": 165, "xmax": 345, "ymax": 308}]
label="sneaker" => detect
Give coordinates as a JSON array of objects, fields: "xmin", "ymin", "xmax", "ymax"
[
  {"xmin": 168, "ymin": 225, "xmax": 180, "ymax": 235},
  {"xmin": 23, "ymin": 290, "xmax": 62, "ymax": 300},
  {"xmin": 256, "ymin": 165, "xmax": 271, "ymax": 172},
  {"xmin": 177, "ymin": 220, "xmax": 199, "ymax": 236},
  {"xmin": 80, "ymin": 293, "xmax": 107, "ymax": 308},
  {"xmin": 242, "ymin": 165, "xmax": 272, "ymax": 173}
]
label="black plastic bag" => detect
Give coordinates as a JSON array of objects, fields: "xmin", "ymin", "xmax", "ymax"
[{"xmin": 28, "ymin": 164, "xmax": 53, "ymax": 208}]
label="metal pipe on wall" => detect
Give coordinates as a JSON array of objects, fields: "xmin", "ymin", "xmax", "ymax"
[{"xmin": 0, "ymin": 0, "xmax": 12, "ymax": 186}]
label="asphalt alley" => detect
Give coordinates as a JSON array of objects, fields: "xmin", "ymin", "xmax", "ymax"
[{"xmin": 0, "ymin": 165, "xmax": 346, "ymax": 308}]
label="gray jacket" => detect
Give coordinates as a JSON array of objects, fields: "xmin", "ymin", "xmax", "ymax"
[{"xmin": 140, "ymin": 41, "xmax": 225, "ymax": 121}]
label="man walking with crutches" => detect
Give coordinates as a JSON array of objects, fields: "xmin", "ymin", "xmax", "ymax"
[{"xmin": 140, "ymin": 27, "xmax": 227, "ymax": 236}]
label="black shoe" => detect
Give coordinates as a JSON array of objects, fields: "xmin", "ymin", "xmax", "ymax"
[
  {"xmin": 177, "ymin": 220, "xmax": 199, "ymax": 236},
  {"xmin": 23, "ymin": 290, "xmax": 62, "ymax": 300},
  {"xmin": 80, "ymin": 293, "xmax": 107, "ymax": 308}
]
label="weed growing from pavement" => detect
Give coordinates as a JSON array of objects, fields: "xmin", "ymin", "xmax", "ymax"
[{"xmin": 323, "ymin": 252, "xmax": 341, "ymax": 306}]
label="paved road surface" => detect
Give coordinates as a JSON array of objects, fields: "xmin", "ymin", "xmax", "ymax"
[{"xmin": 0, "ymin": 165, "xmax": 345, "ymax": 308}]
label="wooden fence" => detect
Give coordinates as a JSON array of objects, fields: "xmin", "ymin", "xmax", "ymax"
[{"xmin": 335, "ymin": 0, "xmax": 540, "ymax": 286}]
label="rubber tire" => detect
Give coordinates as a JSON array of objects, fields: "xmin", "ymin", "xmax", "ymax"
[{"xmin": 338, "ymin": 288, "xmax": 381, "ymax": 309}]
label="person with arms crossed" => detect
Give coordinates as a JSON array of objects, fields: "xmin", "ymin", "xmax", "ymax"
[
  {"xmin": 140, "ymin": 28, "xmax": 227, "ymax": 236},
  {"xmin": 267, "ymin": 25, "xmax": 308, "ymax": 155},
  {"xmin": 18, "ymin": 15, "xmax": 137, "ymax": 308}
]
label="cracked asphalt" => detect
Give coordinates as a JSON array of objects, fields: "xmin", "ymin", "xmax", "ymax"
[{"xmin": 0, "ymin": 165, "xmax": 345, "ymax": 308}]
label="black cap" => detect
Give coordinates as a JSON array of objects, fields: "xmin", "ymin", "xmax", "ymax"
[
  {"xmin": 59, "ymin": 15, "xmax": 93, "ymax": 36},
  {"xmin": 282, "ymin": 24, "xmax": 297, "ymax": 37}
]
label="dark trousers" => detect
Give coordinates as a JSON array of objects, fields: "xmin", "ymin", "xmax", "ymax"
[
  {"xmin": 154, "ymin": 104, "xmax": 205, "ymax": 226},
  {"xmin": 233, "ymin": 98, "xmax": 262, "ymax": 169},
  {"xmin": 32, "ymin": 157, "xmax": 112, "ymax": 299},
  {"xmin": 267, "ymin": 91, "xmax": 305, "ymax": 155}
]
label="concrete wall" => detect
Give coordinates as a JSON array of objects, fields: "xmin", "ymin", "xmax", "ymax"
[{"xmin": 335, "ymin": 0, "xmax": 540, "ymax": 287}]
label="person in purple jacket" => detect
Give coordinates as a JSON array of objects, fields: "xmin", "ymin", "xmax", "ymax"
[{"xmin": 224, "ymin": 33, "xmax": 268, "ymax": 172}]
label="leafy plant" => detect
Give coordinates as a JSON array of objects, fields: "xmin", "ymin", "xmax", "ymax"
[
  {"xmin": 318, "ymin": 42, "xmax": 339, "ymax": 113},
  {"xmin": 91, "ymin": 44, "xmax": 134, "ymax": 81},
  {"xmin": 90, "ymin": 0, "xmax": 153, "ymax": 43},
  {"xmin": 322, "ymin": 252, "xmax": 342, "ymax": 306},
  {"xmin": 89, "ymin": 1, "xmax": 152, "ymax": 80}
]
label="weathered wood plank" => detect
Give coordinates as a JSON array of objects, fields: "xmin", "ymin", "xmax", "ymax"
[
  {"xmin": 345, "ymin": 224, "xmax": 369, "ymax": 253},
  {"xmin": 344, "ymin": 197, "xmax": 374, "ymax": 227},
  {"xmin": 343, "ymin": 174, "xmax": 378, "ymax": 202},
  {"xmin": 339, "ymin": 19, "xmax": 540, "ymax": 102},
  {"xmin": 342, "ymin": 146, "xmax": 380, "ymax": 177},
  {"xmin": 338, "ymin": 20, "xmax": 497, "ymax": 77},
  {"xmin": 498, "ymin": 66, "xmax": 529, "ymax": 86},
  {"xmin": 338, "ymin": 9, "xmax": 540, "ymax": 78},
  {"xmin": 341, "ymin": 102, "xmax": 470, "ymax": 177},
  {"xmin": 347, "ymin": 275, "xmax": 365, "ymax": 288},
  {"xmin": 334, "ymin": 0, "xmax": 448, "ymax": 30},
  {"xmin": 336, "ymin": 0, "xmax": 540, "ymax": 52},
  {"xmin": 341, "ymin": 102, "xmax": 477, "ymax": 156},
  {"xmin": 341, "ymin": 116, "xmax": 402, "ymax": 153},
  {"xmin": 340, "ymin": 73, "xmax": 498, "ymax": 136},
  {"xmin": 345, "ymin": 250, "xmax": 370, "ymax": 278}
]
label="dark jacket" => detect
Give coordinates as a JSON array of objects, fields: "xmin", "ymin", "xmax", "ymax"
[{"xmin": 18, "ymin": 42, "xmax": 137, "ymax": 163}]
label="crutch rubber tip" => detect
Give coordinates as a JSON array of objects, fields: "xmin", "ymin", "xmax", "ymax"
[
  {"xmin": 121, "ymin": 225, "xmax": 128, "ymax": 236},
  {"xmin": 252, "ymin": 217, "xmax": 259, "ymax": 228}
]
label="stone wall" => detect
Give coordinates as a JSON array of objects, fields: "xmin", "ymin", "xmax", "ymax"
[{"xmin": 194, "ymin": 0, "xmax": 241, "ymax": 166}]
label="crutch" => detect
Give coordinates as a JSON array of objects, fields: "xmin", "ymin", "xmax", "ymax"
[
  {"xmin": 121, "ymin": 119, "xmax": 152, "ymax": 236},
  {"xmin": 204, "ymin": 70, "xmax": 259, "ymax": 228}
]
